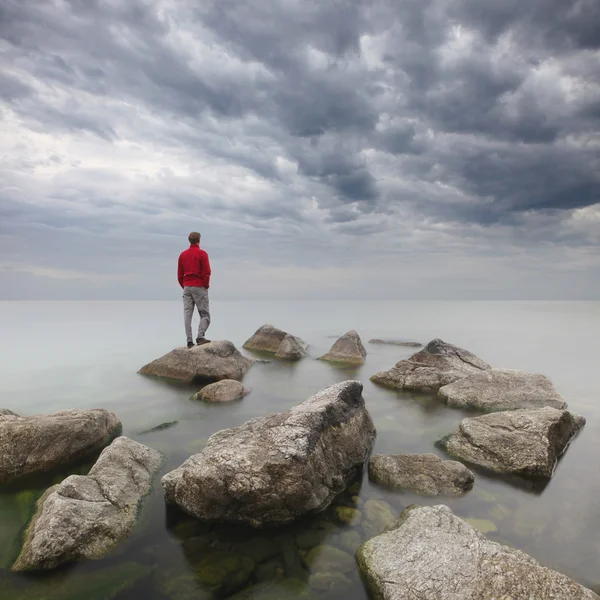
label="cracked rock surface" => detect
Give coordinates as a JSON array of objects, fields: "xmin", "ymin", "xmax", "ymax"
[
  {"xmin": 0, "ymin": 408, "xmax": 121, "ymax": 484},
  {"xmin": 438, "ymin": 407, "xmax": 585, "ymax": 478},
  {"xmin": 13, "ymin": 436, "xmax": 162, "ymax": 571},
  {"xmin": 438, "ymin": 368, "xmax": 567, "ymax": 412},
  {"xmin": 138, "ymin": 340, "xmax": 254, "ymax": 382},
  {"xmin": 357, "ymin": 504, "xmax": 599, "ymax": 600},
  {"xmin": 162, "ymin": 381, "xmax": 376, "ymax": 527},
  {"xmin": 368, "ymin": 453, "xmax": 474, "ymax": 496},
  {"xmin": 370, "ymin": 338, "xmax": 491, "ymax": 391},
  {"xmin": 318, "ymin": 330, "xmax": 367, "ymax": 364}
]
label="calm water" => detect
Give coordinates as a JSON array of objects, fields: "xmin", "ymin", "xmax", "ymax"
[{"xmin": 1, "ymin": 301, "xmax": 599, "ymax": 598}]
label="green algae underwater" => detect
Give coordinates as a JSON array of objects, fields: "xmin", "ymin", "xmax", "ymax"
[{"xmin": 1, "ymin": 300, "xmax": 600, "ymax": 599}]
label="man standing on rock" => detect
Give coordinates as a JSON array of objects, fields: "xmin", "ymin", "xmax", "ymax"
[{"xmin": 178, "ymin": 232, "xmax": 211, "ymax": 348}]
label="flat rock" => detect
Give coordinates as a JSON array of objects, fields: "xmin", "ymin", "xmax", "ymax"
[
  {"xmin": 13, "ymin": 437, "xmax": 162, "ymax": 571},
  {"xmin": 356, "ymin": 504, "xmax": 599, "ymax": 600},
  {"xmin": 275, "ymin": 334, "xmax": 309, "ymax": 360},
  {"xmin": 368, "ymin": 339, "xmax": 423, "ymax": 347},
  {"xmin": 138, "ymin": 340, "xmax": 254, "ymax": 383},
  {"xmin": 438, "ymin": 407, "xmax": 585, "ymax": 478},
  {"xmin": 370, "ymin": 338, "xmax": 490, "ymax": 391},
  {"xmin": 192, "ymin": 380, "xmax": 247, "ymax": 402},
  {"xmin": 368, "ymin": 453, "xmax": 474, "ymax": 496},
  {"xmin": 0, "ymin": 409, "xmax": 121, "ymax": 484},
  {"xmin": 319, "ymin": 330, "xmax": 367, "ymax": 364},
  {"xmin": 439, "ymin": 368, "xmax": 567, "ymax": 412},
  {"xmin": 162, "ymin": 381, "xmax": 376, "ymax": 527}
]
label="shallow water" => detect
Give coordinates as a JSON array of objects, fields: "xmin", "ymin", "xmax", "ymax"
[{"xmin": 1, "ymin": 300, "xmax": 599, "ymax": 598}]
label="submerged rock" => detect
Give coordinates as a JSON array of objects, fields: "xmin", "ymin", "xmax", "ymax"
[
  {"xmin": 0, "ymin": 408, "xmax": 121, "ymax": 484},
  {"xmin": 318, "ymin": 330, "xmax": 367, "ymax": 364},
  {"xmin": 368, "ymin": 453, "xmax": 474, "ymax": 496},
  {"xmin": 192, "ymin": 379, "xmax": 248, "ymax": 402},
  {"xmin": 13, "ymin": 437, "xmax": 162, "ymax": 571},
  {"xmin": 139, "ymin": 420, "xmax": 179, "ymax": 434},
  {"xmin": 356, "ymin": 504, "xmax": 599, "ymax": 600},
  {"xmin": 368, "ymin": 339, "xmax": 423, "ymax": 347},
  {"xmin": 438, "ymin": 407, "xmax": 585, "ymax": 478},
  {"xmin": 162, "ymin": 381, "xmax": 376, "ymax": 527},
  {"xmin": 370, "ymin": 338, "xmax": 490, "ymax": 392},
  {"xmin": 362, "ymin": 499, "xmax": 396, "ymax": 539},
  {"xmin": 194, "ymin": 550, "xmax": 255, "ymax": 595},
  {"xmin": 228, "ymin": 578, "xmax": 314, "ymax": 600},
  {"xmin": 275, "ymin": 334, "xmax": 309, "ymax": 360},
  {"xmin": 438, "ymin": 368, "xmax": 567, "ymax": 412},
  {"xmin": 139, "ymin": 340, "xmax": 254, "ymax": 383}
]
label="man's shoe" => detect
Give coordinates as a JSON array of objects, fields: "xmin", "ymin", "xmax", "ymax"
[
  {"xmin": 196, "ymin": 337, "xmax": 211, "ymax": 346},
  {"xmin": 187, "ymin": 341, "xmax": 195, "ymax": 348}
]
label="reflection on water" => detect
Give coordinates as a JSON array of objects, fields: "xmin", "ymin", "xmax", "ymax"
[{"xmin": 1, "ymin": 300, "xmax": 600, "ymax": 598}]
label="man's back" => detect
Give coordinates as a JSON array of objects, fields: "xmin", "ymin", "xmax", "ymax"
[{"xmin": 178, "ymin": 245, "xmax": 211, "ymax": 289}]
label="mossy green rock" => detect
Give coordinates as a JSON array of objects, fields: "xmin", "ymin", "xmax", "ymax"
[
  {"xmin": 228, "ymin": 578, "xmax": 314, "ymax": 600},
  {"xmin": 194, "ymin": 551, "xmax": 255, "ymax": 594},
  {"xmin": 309, "ymin": 571, "xmax": 354, "ymax": 592},
  {"xmin": 158, "ymin": 570, "xmax": 213, "ymax": 600},
  {"xmin": 302, "ymin": 545, "xmax": 354, "ymax": 573},
  {"xmin": 334, "ymin": 507, "xmax": 362, "ymax": 525},
  {"xmin": 362, "ymin": 500, "xmax": 396, "ymax": 538}
]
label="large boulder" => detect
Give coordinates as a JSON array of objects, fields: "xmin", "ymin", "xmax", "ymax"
[
  {"xmin": 275, "ymin": 334, "xmax": 309, "ymax": 360},
  {"xmin": 318, "ymin": 330, "xmax": 367, "ymax": 365},
  {"xmin": 13, "ymin": 437, "xmax": 162, "ymax": 571},
  {"xmin": 438, "ymin": 407, "xmax": 585, "ymax": 478},
  {"xmin": 0, "ymin": 409, "xmax": 121, "ymax": 484},
  {"xmin": 357, "ymin": 504, "xmax": 599, "ymax": 600},
  {"xmin": 162, "ymin": 381, "xmax": 376, "ymax": 527},
  {"xmin": 368, "ymin": 453, "xmax": 474, "ymax": 496},
  {"xmin": 438, "ymin": 368, "xmax": 567, "ymax": 412},
  {"xmin": 370, "ymin": 338, "xmax": 490, "ymax": 391},
  {"xmin": 192, "ymin": 379, "xmax": 248, "ymax": 402},
  {"xmin": 244, "ymin": 325, "xmax": 308, "ymax": 360},
  {"xmin": 138, "ymin": 340, "xmax": 254, "ymax": 383}
]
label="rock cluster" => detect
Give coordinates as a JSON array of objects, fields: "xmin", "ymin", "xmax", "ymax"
[
  {"xmin": 243, "ymin": 325, "xmax": 308, "ymax": 360},
  {"xmin": 138, "ymin": 340, "xmax": 254, "ymax": 382},
  {"xmin": 356, "ymin": 504, "xmax": 599, "ymax": 600},
  {"xmin": 318, "ymin": 330, "xmax": 367, "ymax": 364},
  {"xmin": 162, "ymin": 381, "xmax": 376, "ymax": 527},
  {"xmin": 13, "ymin": 437, "xmax": 162, "ymax": 571},
  {"xmin": 0, "ymin": 408, "xmax": 121, "ymax": 484}
]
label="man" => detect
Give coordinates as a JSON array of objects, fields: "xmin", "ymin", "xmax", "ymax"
[{"xmin": 178, "ymin": 232, "xmax": 211, "ymax": 348}]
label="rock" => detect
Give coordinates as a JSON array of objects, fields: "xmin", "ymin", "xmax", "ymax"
[
  {"xmin": 192, "ymin": 379, "xmax": 247, "ymax": 402},
  {"xmin": 318, "ymin": 330, "xmax": 367, "ymax": 364},
  {"xmin": 233, "ymin": 537, "xmax": 281, "ymax": 563},
  {"xmin": 438, "ymin": 368, "xmax": 567, "ymax": 412},
  {"xmin": 368, "ymin": 339, "xmax": 423, "ymax": 347},
  {"xmin": 465, "ymin": 517, "xmax": 497, "ymax": 534},
  {"xmin": 362, "ymin": 499, "xmax": 396, "ymax": 538},
  {"xmin": 0, "ymin": 408, "xmax": 121, "ymax": 484},
  {"xmin": 295, "ymin": 529, "xmax": 327, "ymax": 550},
  {"xmin": 13, "ymin": 437, "xmax": 162, "ymax": 571},
  {"xmin": 162, "ymin": 381, "xmax": 376, "ymax": 527},
  {"xmin": 332, "ymin": 530, "xmax": 362, "ymax": 553},
  {"xmin": 356, "ymin": 504, "xmax": 599, "ymax": 600},
  {"xmin": 228, "ymin": 578, "xmax": 314, "ymax": 600},
  {"xmin": 370, "ymin": 338, "xmax": 490, "ymax": 392},
  {"xmin": 308, "ymin": 572, "xmax": 354, "ymax": 593},
  {"xmin": 275, "ymin": 334, "xmax": 309, "ymax": 360},
  {"xmin": 139, "ymin": 420, "xmax": 179, "ymax": 434},
  {"xmin": 334, "ymin": 506, "xmax": 362, "ymax": 525},
  {"xmin": 302, "ymin": 545, "xmax": 355, "ymax": 573},
  {"xmin": 194, "ymin": 550, "xmax": 255, "ymax": 595},
  {"xmin": 138, "ymin": 340, "xmax": 254, "ymax": 383},
  {"xmin": 368, "ymin": 453, "xmax": 474, "ymax": 496},
  {"xmin": 438, "ymin": 407, "xmax": 585, "ymax": 478},
  {"xmin": 0, "ymin": 408, "xmax": 18, "ymax": 416}
]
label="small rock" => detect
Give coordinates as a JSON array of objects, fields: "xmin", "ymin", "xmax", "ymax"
[
  {"xmin": 319, "ymin": 330, "xmax": 367, "ymax": 364},
  {"xmin": 362, "ymin": 499, "xmax": 396, "ymax": 538},
  {"xmin": 369, "ymin": 339, "xmax": 423, "ymax": 347},
  {"xmin": 334, "ymin": 506, "xmax": 362, "ymax": 525},
  {"xmin": 331, "ymin": 530, "xmax": 363, "ymax": 553},
  {"xmin": 465, "ymin": 518, "xmax": 497, "ymax": 534},
  {"xmin": 302, "ymin": 545, "xmax": 355, "ymax": 573},
  {"xmin": 308, "ymin": 572, "xmax": 354, "ymax": 593},
  {"xmin": 194, "ymin": 551, "xmax": 255, "ymax": 595},
  {"xmin": 192, "ymin": 379, "xmax": 247, "ymax": 402},
  {"xmin": 139, "ymin": 421, "xmax": 179, "ymax": 434},
  {"xmin": 243, "ymin": 324, "xmax": 289, "ymax": 353},
  {"xmin": 228, "ymin": 578, "xmax": 314, "ymax": 600},
  {"xmin": 368, "ymin": 453, "xmax": 474, "ymax": 496},
  {"xmin": 275, "ymin": 334, "xmax": 309, "ymax": 360}
]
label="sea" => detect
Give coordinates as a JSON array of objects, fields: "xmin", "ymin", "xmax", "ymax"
[{"xmin": 1, "ymin": 300, "xmax": 599, "ymax": 598}]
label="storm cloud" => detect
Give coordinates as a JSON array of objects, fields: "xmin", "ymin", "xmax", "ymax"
[{"xmin": 0, "ymin": 0, "xmax": 599, "ymax": 299}]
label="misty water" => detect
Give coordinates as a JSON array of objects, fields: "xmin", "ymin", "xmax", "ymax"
[{"xmin": 1, "ymin": 300, "xmax": 599, "ymax": 599}]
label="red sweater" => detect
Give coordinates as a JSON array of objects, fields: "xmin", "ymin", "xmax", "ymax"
[{"xmin": 178, "ymin": 244, "xmax": 211, "ymax": 289}]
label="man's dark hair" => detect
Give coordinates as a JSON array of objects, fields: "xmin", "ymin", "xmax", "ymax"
[{"xmin": 188, "ymin": 232, "xmax": 201, "ymax": 245}]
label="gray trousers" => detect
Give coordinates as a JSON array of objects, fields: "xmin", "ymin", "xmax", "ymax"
[{"xmin": 183, "ymin": 286, "xmax": 211, "ymax": 342}]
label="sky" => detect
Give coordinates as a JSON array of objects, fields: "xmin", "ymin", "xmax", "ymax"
[{"xmin": 1, "ymin": 0, "xmax": 599, "ymax": 300}]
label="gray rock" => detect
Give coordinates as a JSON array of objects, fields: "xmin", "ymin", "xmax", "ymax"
[
  {"xmin": 439, "ymin": 368, "xmax": 567, "ymax": 412},
  {"xmin": 192, "ymin": 379, "xmax": 247, "ymax": 402},
  {"xmin": 0, "ymin": 409, "xmax": 18, "ymax": 416},
  {"xmin": 370, "ymin": 338, "xmax": 490, "ymax": 391},
  {"xmin": 0, "ymin": 409, "xmax": 121, "ymax": 484},
  {"xmin": 243, "ymin": 324, "xmax": 289, "ymax": 353},
  {"xmin": 319, "ymin": 330, "xmax": 367, "ymax": 364},
  {"xmin": 356, "ymin": 504, "xmax": 599, "ymax": 600},
  {"xmin": 138, "ymin": 340, "xmax": 254, "ymax": 383},
  {"xmin": 368, "ymin": 339, "xmax": 423, "ymax": 347},
  {"xmin": 162, "ymin": 381, "xmax": 376, "ymax": 527},
  {"xmin": 275, "ymin": 334, "xmax": 309, "ymax": 360},
  {"xmin": 13, "ymin": 437, "xmax": 162, "ymax": 571},
  {"xmin": 438, "ymin": 407, "xmax": 585, "ymax": 478},
  {"xmin": 368, "ymin": 453, "xmax": 474, "ymax": 496}
]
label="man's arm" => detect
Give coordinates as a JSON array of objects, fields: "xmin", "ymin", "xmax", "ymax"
[
  {"xmin": 177, "ymin": 255, "xmax": 184, "ymax": 288},
  {"xmin": 203, "ymin": 252, "xmax": 211, "ymax": 289}
]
